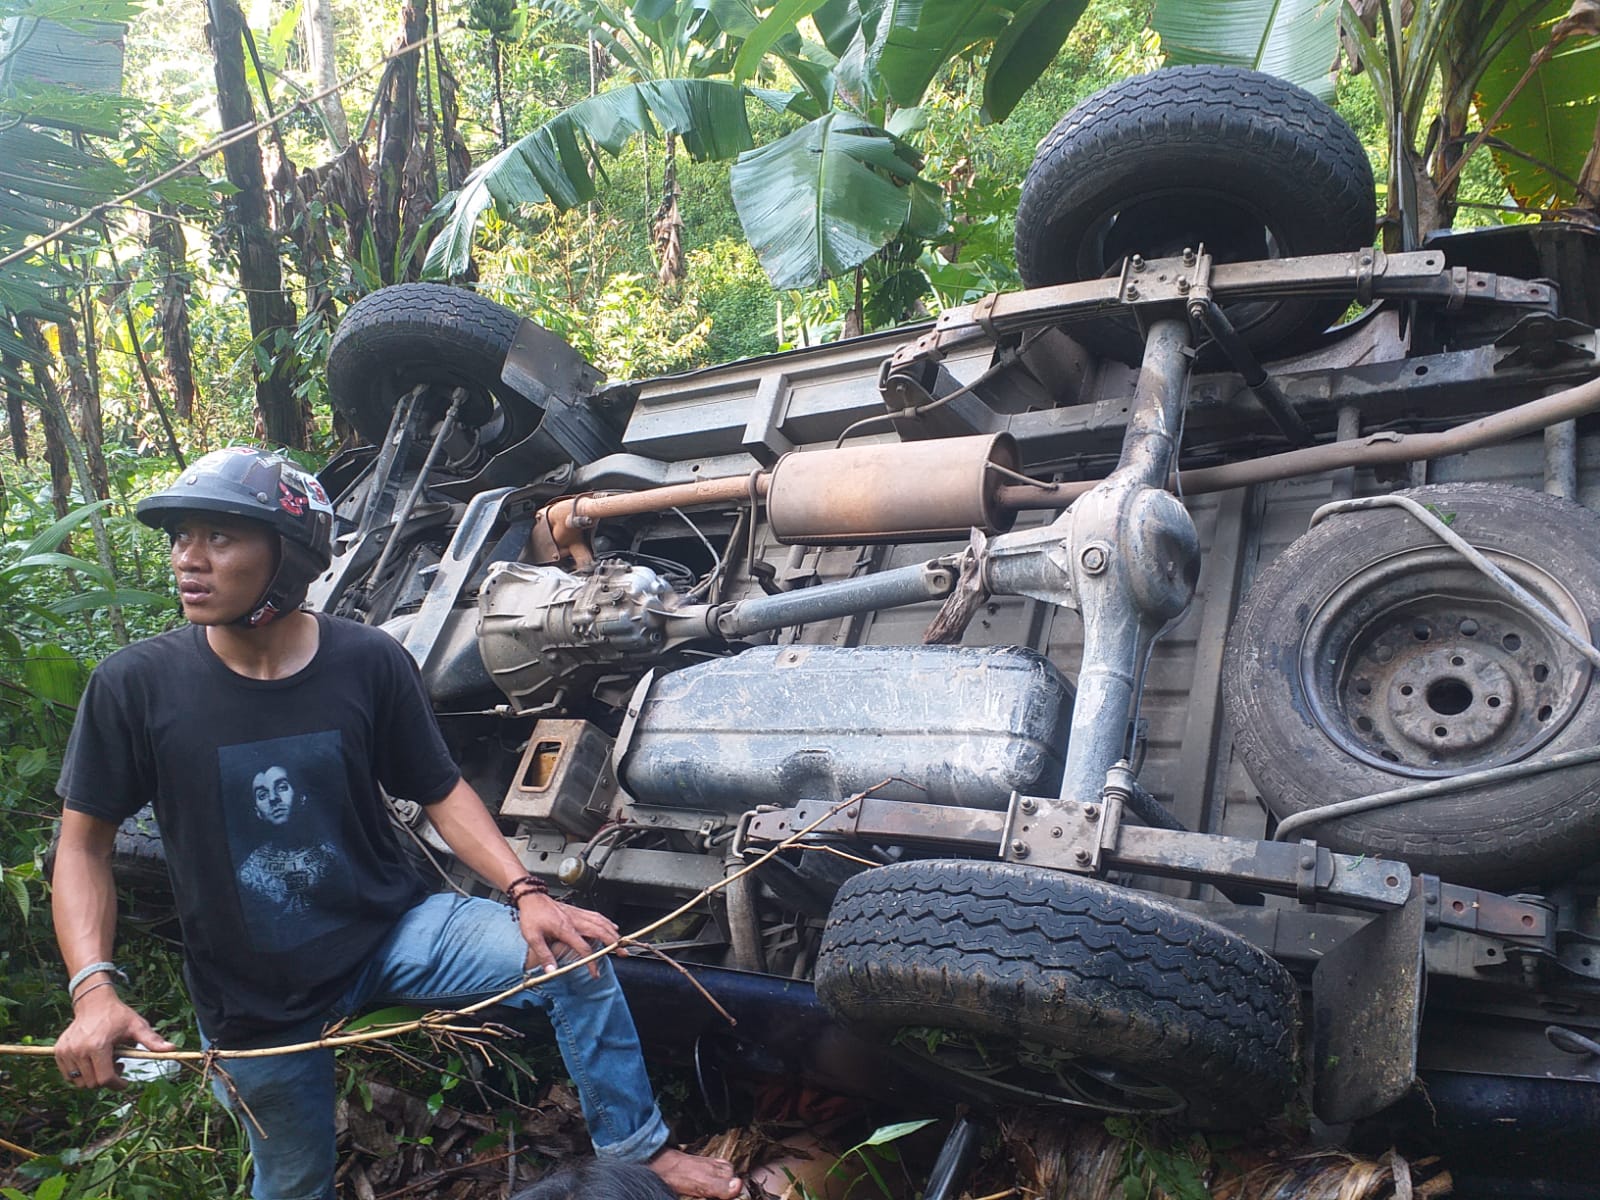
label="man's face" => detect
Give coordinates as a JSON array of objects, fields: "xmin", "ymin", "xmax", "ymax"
[
  {"xmin": 168, "ymin": 514, "xmax": 278, "ymax": 625},
  {"xmin": 252, "ymin": 766, "xmax": 296, "ymax": 824}
]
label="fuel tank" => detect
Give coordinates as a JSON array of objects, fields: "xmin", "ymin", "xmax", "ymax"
[{"xmin": 620, "ymin": 643, "xmax": 1072, "ymax": 811}]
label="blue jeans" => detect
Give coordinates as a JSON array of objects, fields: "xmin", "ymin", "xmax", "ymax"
[{"xmin": 203, "ymin": 893, "xmax": 670, "ymax": 1200}]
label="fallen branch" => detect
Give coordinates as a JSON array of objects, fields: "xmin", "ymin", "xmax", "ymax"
[{"xmin": 0, "ymin": 786, "xmax": 877, "ymax": 1065}]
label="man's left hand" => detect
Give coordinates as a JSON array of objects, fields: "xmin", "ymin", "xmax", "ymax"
[{"xmin": 516, "ymin": 894, "xmax": 621, "ymax": 977}]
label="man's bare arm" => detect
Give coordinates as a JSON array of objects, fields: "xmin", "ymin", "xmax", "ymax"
[
  {"xmin": 52, "ymin": 809, "xmax": 175, "ymax": 1089},
  {"xmin": 421, "ymin": 778, "xmax": 620, "ymax": 974}
]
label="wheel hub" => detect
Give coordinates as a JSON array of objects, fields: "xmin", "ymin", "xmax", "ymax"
[
  {"xmin": 1379, "ymin": 643, "xmax": 1517, "ymax": 753},
  {"xmin": 1302, "ymin": 548, "xmax": 1591, "ymax": 777}
]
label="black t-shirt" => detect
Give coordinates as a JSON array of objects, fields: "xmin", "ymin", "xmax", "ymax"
[{"xmin": 58, "ymin": 613, "xmax": 461, "ymax": 1047}]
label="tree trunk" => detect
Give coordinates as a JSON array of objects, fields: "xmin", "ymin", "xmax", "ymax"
[
  {"xmin": 491, "ymin": 38, "xmax": 507, "ymax": 149},
  {"xmin": 205, "ymin": 0, "xmax": 305, "ymax": 448},
  {"xmin": 372, "ymin": 0, "xmax": 430, "ymax": 284},
  {"xmin": 300, "ymin": 0, "xmax": 349, "ymax": 148},
  {"xmin": 841, "ymin": 266, "xmax": 864, "ymax": 339},
  {"xmin": 434, "ymin": 36, "xmax": 471, "ymax": 191},
  {"xmin": 149, "ymin": 205, "xmax": 197, "ymax": 420},
  {"xmin": 1579, "ymin": 99, "xmax": 1600, "ymax": 214},
  {"xmin": 651, "ymin": 132, "xmax": 685, "ymax": 287},
  {"xmin": 55, "ymin": 318, "xmax": 110, "ymax": 500},
  {"xmin": 3, "ymin": 345, "xmax": 27, "ymax": 461},
  {"xmin": 19, "ymin": 316, "xmax": 130, "ymax": 643}
]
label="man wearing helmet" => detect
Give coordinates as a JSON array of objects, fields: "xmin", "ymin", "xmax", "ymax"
[{"xmin": 49, "ymin": 449, "xmax": 742, "ymax": 1200}]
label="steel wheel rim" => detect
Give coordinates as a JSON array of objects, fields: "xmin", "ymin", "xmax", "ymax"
[
  {"xmin": 1299, "ymin": 546, "xmax": 1593, "ymax": 778},
  {"xmin": 894, "ymin": 1028, "xmax": 1186, "ymax": 1115}
]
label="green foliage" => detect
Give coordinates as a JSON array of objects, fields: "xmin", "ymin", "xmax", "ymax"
[
  {"xmin": 469, "ymin": 0, "xmax": 524, "ymax": 42},
  {"xmin": 690, "ymin": 239, "xmax": 781, "ymax": 361},
  {"xmin": 777, "ymin": 1118, "xmax": 935, "ymax": 1200},
  {"xmin": 477, "ymin": 210, "xmax": 712, "ymax": 379},
  {"xmin": 730, "ymin": 109, "xmax": 938, "ymax": 289},
  {"xmin": 1154, "ymin": 0, "xmax": 1338, "ymax": 99},
  {"xmin": 424, "ymin": 77, "xmax": 757, "ymax": 277},
  {"xmin": 1474, "ymin": 2, "xmax": 1600, "ymax": 212},
  {"xmin": 1104, "ymin": 1118, "xmax": 1214, "ymax": 1200},
  {"xmin": 1157, "ymin": 0, "xmax": 1600, "ymax": 230},
  {"xmin": 429, "ymin": 0, "xmax": 1094, "ymax": 296}
]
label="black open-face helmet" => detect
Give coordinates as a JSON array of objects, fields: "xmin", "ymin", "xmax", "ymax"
[{"xmin": 136, "ymin": 448, "xmax": 335, "ymax": 628}]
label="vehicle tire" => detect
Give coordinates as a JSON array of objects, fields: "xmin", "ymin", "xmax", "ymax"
[
  {"xmin": 1014, "ymin": 66, "xmax": 1376, "ymax": 363},
  {"xmin": 814, "ymin": 860, "xmax": 1299, "ymax": 1128},
  {"xmin": 327, "ymin": 283, "xmax": 536, "ymax": 453},
  {"xmin": 1223, "ymin": 484, "xmax": 1600, "ymax": 887}
]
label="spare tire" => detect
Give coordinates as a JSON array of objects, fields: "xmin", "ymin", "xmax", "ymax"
[
  {"xmin": 1224, "ymin": 484, "xmax": 1600, "ymax": 887},
  {"xmin": 815, "ymin": 860, "xmax": 1299, "ymax": 1128},
  {"xmin": 328, "ymin": 283, "xmax": 538, "ymax": 454},
  {"xmin": 1015, "ymin": 66, "xmax": 1376, "ymax": 363}
]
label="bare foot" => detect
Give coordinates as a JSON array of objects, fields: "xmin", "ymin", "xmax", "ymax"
[{"xmin": 647, "ymin": 1147, "xmax": 743, "ymax": 1198}]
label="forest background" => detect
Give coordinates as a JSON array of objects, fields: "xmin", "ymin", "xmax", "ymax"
[{"xmin": 0, "ymin": 0, "xmax": 1597, "ymax": 1195}]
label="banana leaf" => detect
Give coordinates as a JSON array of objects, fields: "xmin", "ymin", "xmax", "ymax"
[
  {"xmin": 424, "ymin": 78, "xmax": 755, "ymax": 278},
  {"xmin": 1475, "ymin": 1, "xmax": 1600, "ymax": 210},
  {"xmin": 1152, "ymin": 0, "xmax": 1340, "ymax": 100},
  {"xmin": 730, "ymin": 109, "xmax": 933, "ymax": 288},
  {"xmin": 869, "ymin": 0, "xmax": 1087, "ymax": 116},
  {"xmin": 982, "ymin": 0, "xmax": 1091, "ymax": 121}
]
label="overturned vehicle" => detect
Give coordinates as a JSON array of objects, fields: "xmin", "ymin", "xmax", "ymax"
[{"xmin": 144, "ymin": 67, "xmax": 1600, "ymax": 1194}]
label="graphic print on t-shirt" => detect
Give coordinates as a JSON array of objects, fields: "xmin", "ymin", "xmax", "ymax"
[{"xmin": 219, "ymin": 731, "xmax": 351, "ymax": 954}]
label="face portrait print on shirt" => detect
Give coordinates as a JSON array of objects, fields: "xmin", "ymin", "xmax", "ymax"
[{"xmin": 219, "ymin": 731, "xmax": 351, "ymax": 953}]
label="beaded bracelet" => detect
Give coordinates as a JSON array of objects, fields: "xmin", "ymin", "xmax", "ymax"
[{"xmin": 506, "ymin": 874, "xmax": 550, "ymax": 905}]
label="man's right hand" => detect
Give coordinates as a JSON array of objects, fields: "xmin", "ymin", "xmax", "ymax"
[{"xmin": 54, "ymin": 988, "xmax": 175, "ymax": 1091}]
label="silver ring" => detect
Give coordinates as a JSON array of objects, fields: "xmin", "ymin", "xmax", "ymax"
[{"xmin": 67, "ymin": 1069, "xmax": 82, "ymax": 1079}]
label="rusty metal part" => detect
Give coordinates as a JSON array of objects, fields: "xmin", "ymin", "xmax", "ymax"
[
  {"xmin": 1005, "ymin": 789, "xmax": 1412, "ymax": 910},
  {"xmin": 923, "ymin": 529, "xmax": 990, "ymax": 644},
  {"xmin": 530, "ymin": 475, "xmax": 771, "ymax": 566},
  {"xmin": 1188, "ymin": 295, "xmax": 1313, "ymax": 446},
  {"xmin": 1423, "ymin": 877, "xmax": 1553, "ymax": 942},
  {"xmin": 746, "ymin": 791, "xmax": 1411, "ymax": 911},
  {"xmin": 996, "ymin": 370, "xmax": 1600, "ymax": 510},
  {"xmin": 499, "ymin": 719, "xmax": 617, "ymax": 837},
  {"xmin": 767, "ymin": 433, "xmax": 1018, "ymax": 544},
  {"xmin": 745, "ymin": 796, "xmax": 1006, "ymax": 849},
  {"xmin": 898, "ymin": 249, "xmax": 1555, "ymax": 374},
  {"xmin": 531, "ymin": 370, "xmax": 1600, "ymax": 552},
  {"xmin": 1292, "ymin": 541, "xmax": 1594, "ymax": 780},
  {"xmin": 1312, "ymin": 885, "xmax": 1426, "ymax": 1123}
]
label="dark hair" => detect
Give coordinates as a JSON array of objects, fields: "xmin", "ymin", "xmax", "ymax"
[{"xmin": 511, "ymin": 1160, "xmax": 676, "ymax": 1200}]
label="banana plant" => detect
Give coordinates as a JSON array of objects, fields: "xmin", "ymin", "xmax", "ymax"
[
  {"xmin": 1152, "ymin": 0, "xmax": 1600, "ymax": 242},
  {"xmin": 424, "ymin": 0, "xmax": 1091, "ymax": 292}
]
